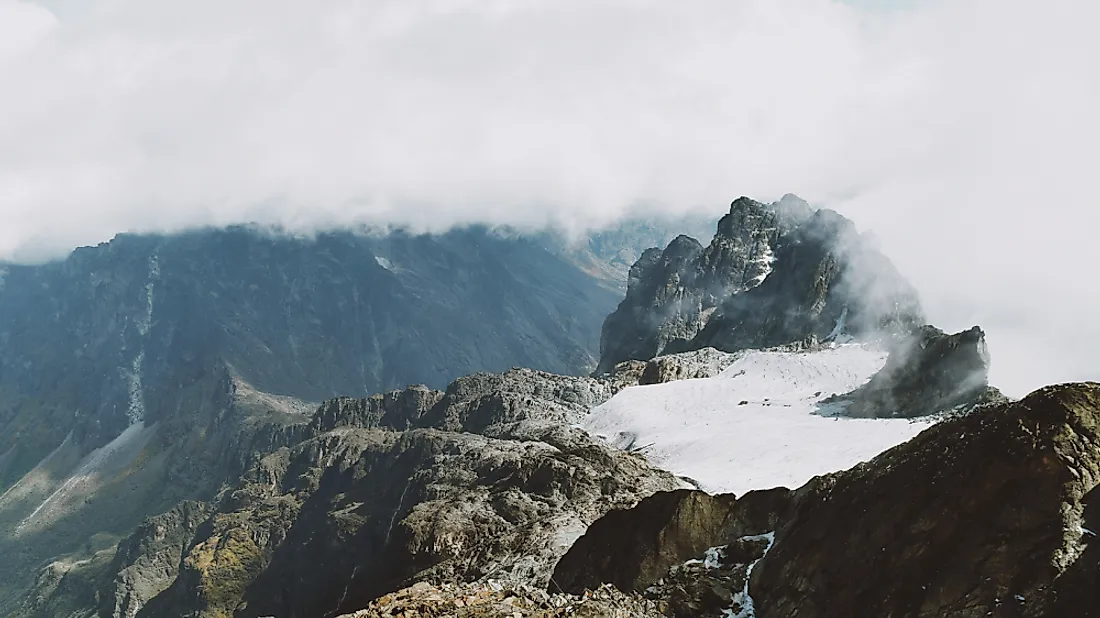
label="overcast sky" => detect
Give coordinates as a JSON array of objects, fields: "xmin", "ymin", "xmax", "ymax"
[{"xmin": 1, "ymin": 0, "xmax": 1096, "ymax": 394}]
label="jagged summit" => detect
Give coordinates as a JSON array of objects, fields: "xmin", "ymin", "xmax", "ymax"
[{"xmin": 597, "ymin": 195, "xmax": 924, "ymax": 373}]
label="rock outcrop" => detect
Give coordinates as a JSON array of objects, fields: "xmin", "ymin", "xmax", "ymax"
[
  {"xmin": 751, "ymin": 382, "xmax": 1100, "ymax": 617},
  {"xmin": 551, "ymin": 488, "xmax": 791, "ymax": 596},
  {"xmin": 339, "ymin": 580, "xmax": 664, "ymax": 618},
  {"xmin": 828, "ymin": 325, "xmax": 1005, "ymax": 418},
  {"xmin": 15, "ymin": 369, "xmax": 679, "ymax": 618},
  {"xmin": 597, "ymin": 195, "xmax": 924, "ymax": 373}
]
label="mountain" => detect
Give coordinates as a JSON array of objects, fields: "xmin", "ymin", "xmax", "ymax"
[
  {"xmin": 596, "ymin": 195, "xmax": 924, "ymax": 374},
  {"xmin": 13, "ymin": 366, "xmax": 681, "ymax": 618},
  {"xmin": 0, "ymin": 226, "xmax": 618, "ymax": 484},
  {"xmin": 7, "ymin": 194, "xmax": 1088, "ymax": 618},
  {"xmin": 0, "ymin": 225, "xmax": 647, "ymax": 612}
]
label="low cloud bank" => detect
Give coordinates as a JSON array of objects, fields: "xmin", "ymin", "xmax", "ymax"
[{"xmin": 0, "ymin": 0, "xmax": 1095, "ymax": 394}]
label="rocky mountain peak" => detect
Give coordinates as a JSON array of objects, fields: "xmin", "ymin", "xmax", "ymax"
[{"xmin": 597, "ymin": 195, "xmax": 924, "ymax": 373}]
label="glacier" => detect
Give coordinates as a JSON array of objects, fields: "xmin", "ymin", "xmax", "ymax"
[{"xmin": 582, "ymin": 344, "xmax": 936, "ymax": 495}]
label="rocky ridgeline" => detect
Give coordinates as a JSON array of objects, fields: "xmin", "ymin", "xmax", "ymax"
[
  {"xmin": 7, "ymin": 194, "xmax": 1065, "ymax": 618},
  {"xmin": 18, "ymin": 361, "xmax": 716, "ymax": 618},
  {"xmin": 0, "ymin": 226, "xmax": 631, "ymax": 612},
  {"xmin": 597, "ymin": 195, "xmax": 923, "ymax": 374},
  {"xmin": 338, "ymin": 580, "xmax": 662, "ymax": 618}
]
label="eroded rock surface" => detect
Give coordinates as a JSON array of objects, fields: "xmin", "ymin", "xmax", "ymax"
[
  {"xmin": 340, "ymin": 580, "xmax": 663, "ymax": 618},
  {"xmin": 552, "ymin": 488, "xmax": 791, "ymax": 595}
]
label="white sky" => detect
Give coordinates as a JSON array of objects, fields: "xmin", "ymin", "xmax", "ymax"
[{"xmin": 0, "ymin": 0, "xmax": 1096, "ymax": 394}]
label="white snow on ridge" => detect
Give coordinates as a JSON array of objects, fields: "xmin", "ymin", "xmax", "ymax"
[{"xmin": 582, "ymin": 345, "xmax": 936, "ymax": 495}]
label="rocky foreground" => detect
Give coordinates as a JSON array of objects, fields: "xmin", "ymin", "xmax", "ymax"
[
  {"xmin": 549, "ymin": 382, "xmax": 1100, "ymax": 617},
  {"xmin": 338, "ymin": 581, "xmax": 661, "ymax": 618}
]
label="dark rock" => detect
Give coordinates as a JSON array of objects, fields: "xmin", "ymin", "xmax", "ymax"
[
  {"xmin": 752, "ymin": 382, "xmax": 1100, "ymax": 618},
  {"xmin": 829, "ymin": 325, "xmax": 1006, "ymax": 418},
  {"xmin": 690, "ymin": 207, "xmax": 923, "ymax": 354},
  {"xmin": 551, "ymin": 488, "xmax": 792, "ymax": 595},
  {"xmin": 597, "ymin": 196, "xmax": 924, "ymax": 373}
]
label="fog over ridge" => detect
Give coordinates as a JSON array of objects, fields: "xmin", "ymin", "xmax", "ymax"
[{"xmin": 0, "ymin": 0, "xmax": 1096, "ymax": 396}]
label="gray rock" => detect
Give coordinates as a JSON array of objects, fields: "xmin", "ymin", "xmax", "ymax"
[
  {"xmin": 597, "ymin": 195, "xmax": 923, "ymax": 373},
  {"xmin": 827, "ymin": 325, "xmax": 1006, "ymax": 418},
  {"xmin": 17, "ymin": 368, "xmax": 678, "ymax": 618}
]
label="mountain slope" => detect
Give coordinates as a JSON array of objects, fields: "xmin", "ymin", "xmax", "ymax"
[
  {"xmin": 0, "ymin": 226, "xmax": 627, "ymax": 611},
  {"xmin": 0, "ymin": 227, "xmax": 617, "ymax": 486},
  {"xmin": 12, "ymin": 368, "xmax": 679, "ymax": 618}
]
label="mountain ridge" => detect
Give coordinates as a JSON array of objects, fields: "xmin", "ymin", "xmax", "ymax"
[{"xmin": 2, "ymin": 195, "xmax": 1054, "ymax": 618}]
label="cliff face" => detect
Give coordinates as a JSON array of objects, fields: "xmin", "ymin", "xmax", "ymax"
[
  {"xmin": 597, "ymin": 195, "xmax": 924, "ymax": 373},
  {"xmin": 0, "ymin": 227, "xmax": 619, "ymax": 481},
  {"xmin": 0, "ymin": 226, "xmax": 626, "ymax": 612}
]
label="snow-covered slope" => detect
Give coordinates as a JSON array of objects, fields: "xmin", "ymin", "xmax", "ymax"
[{"xmin": 581, "ymin": 345, "xmax": 936, "ymax": 495}]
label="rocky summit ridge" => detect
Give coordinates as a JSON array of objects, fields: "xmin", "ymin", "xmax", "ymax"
[
  {"xmin": 597, "ymin": 195, "xmax": 924, "ymax": 374},
  {"xmin": 7, "ymin": 194, "xmax": 1094, "ymax": 618}
]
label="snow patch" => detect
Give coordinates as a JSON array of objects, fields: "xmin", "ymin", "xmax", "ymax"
[
  {"xmin": 749, "ymin": 244, "xmax": 776, "ymax": 287},
  {"xmin": 582, "ymin": 344, "xmax": 936, "ymax": 495}
]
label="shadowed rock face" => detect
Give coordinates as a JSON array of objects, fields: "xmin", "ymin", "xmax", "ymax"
[
  {"xmin": 752, "ymin": 382, "xmax": 1100, "ymax": 618},
  {"xmin": 597, "ymin": 196, "xmax": 924, "ymax": 374},
  {"xmin": 830, "ymin": 325, "xmax": 1005, "ymax": 418},
  {"xmin": 0, "ymin": 227, "xmax": 620, "ymax": 488},
  {"xmin": 551, "ymin": 488, "xmax": 792, "ymax": 596}
]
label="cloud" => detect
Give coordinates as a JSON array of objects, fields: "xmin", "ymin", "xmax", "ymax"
[{"xmin": 0, "ymin": 0, "xmax": 1096, "ymax": 394}]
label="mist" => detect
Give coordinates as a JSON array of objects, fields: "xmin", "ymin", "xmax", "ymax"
[{"xmin": 0, "ymin": 0, "xmax": 1096, "ymax": 395}]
